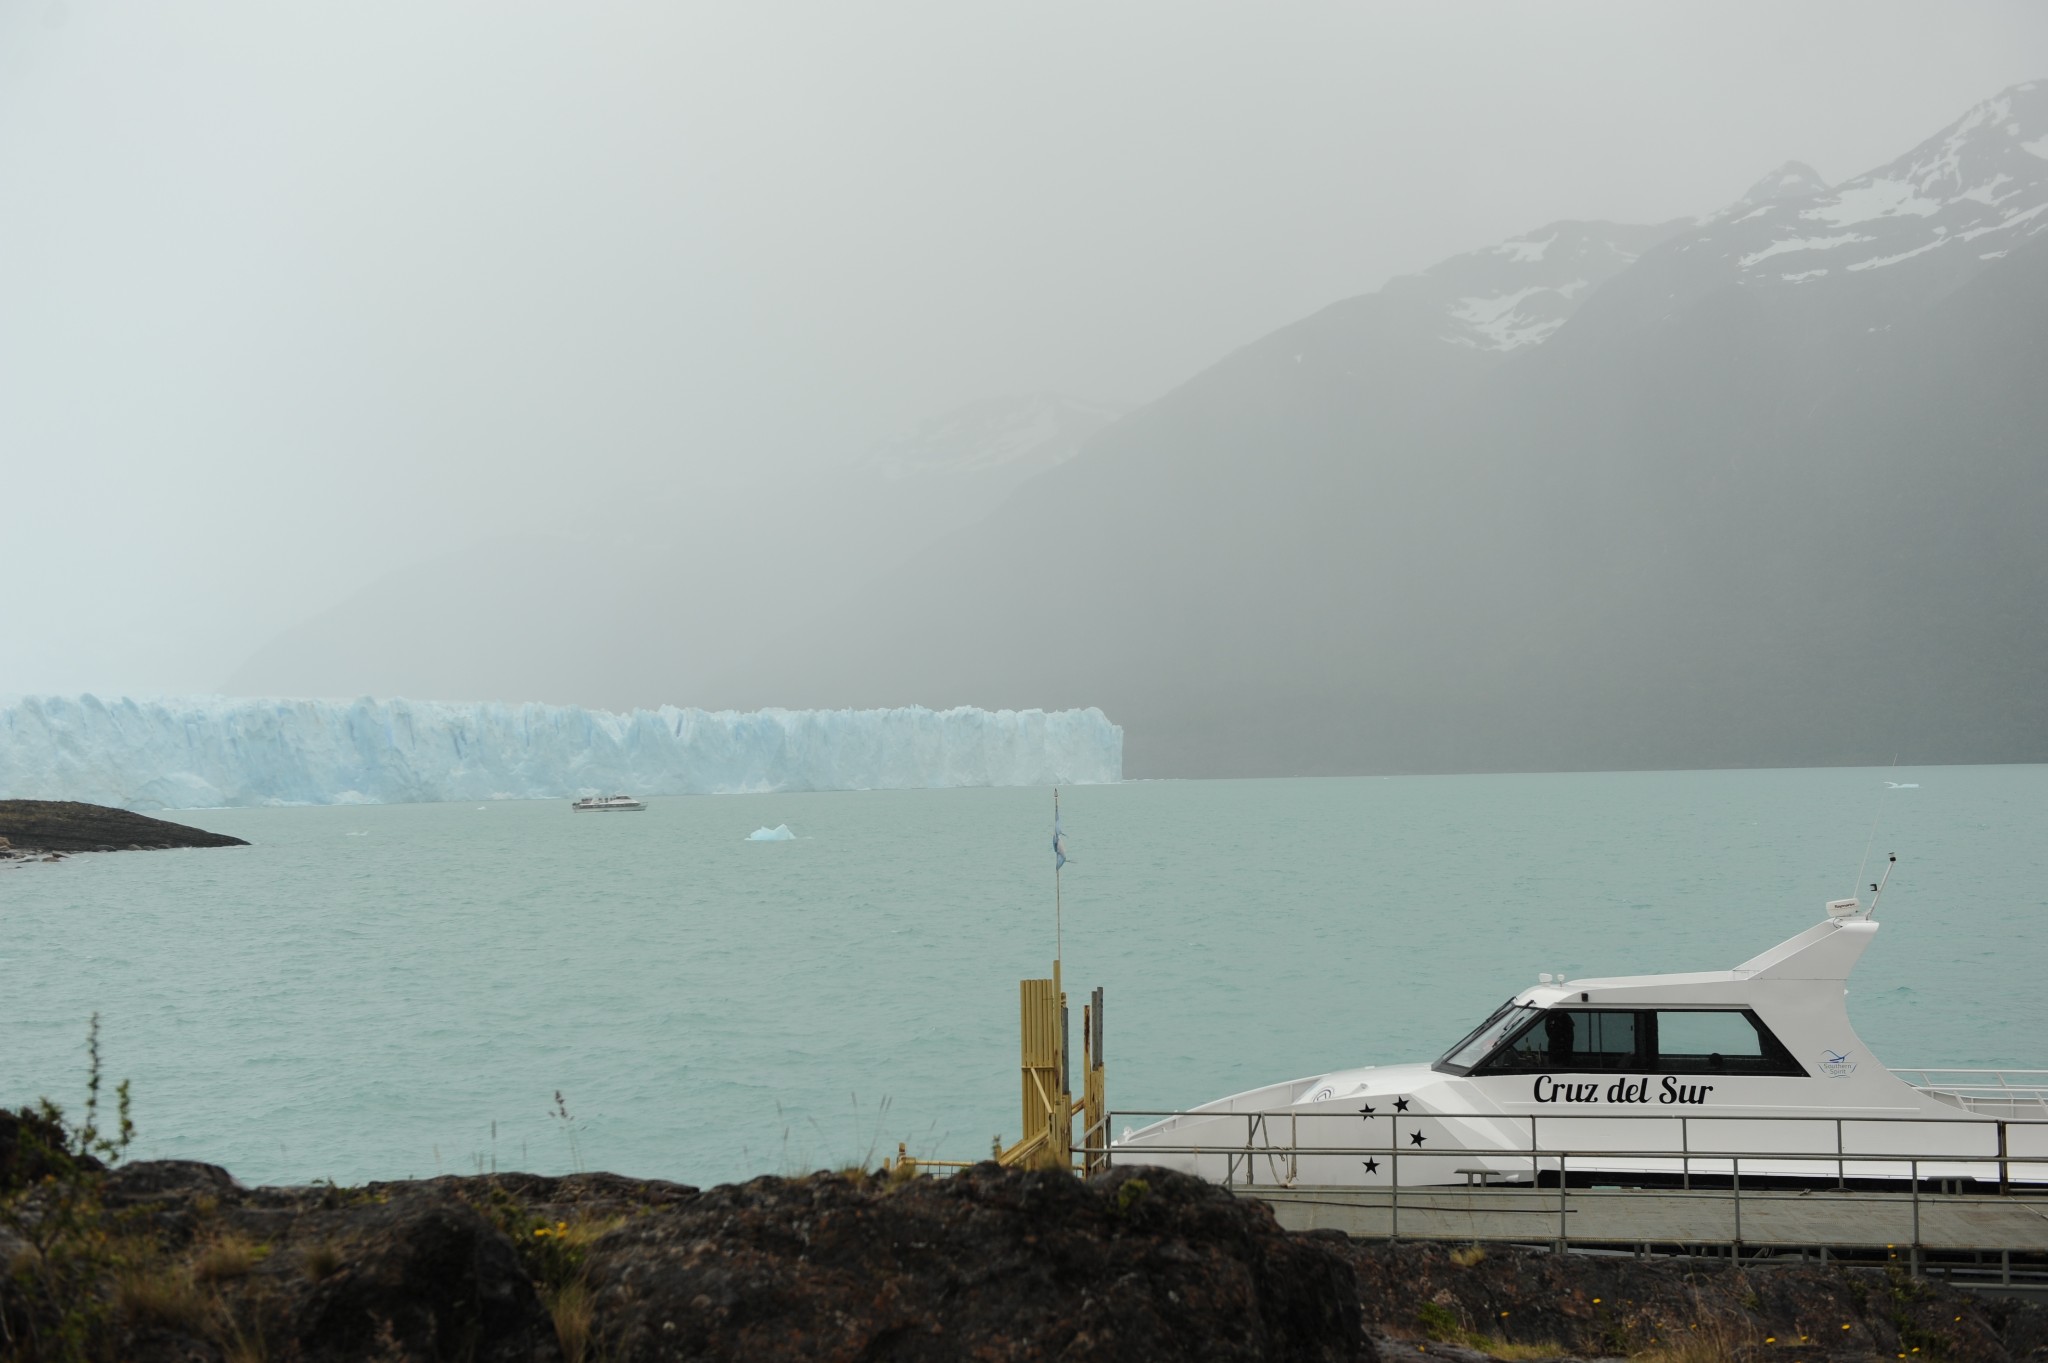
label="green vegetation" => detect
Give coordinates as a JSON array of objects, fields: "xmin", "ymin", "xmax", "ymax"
[{"xmin": 1, "ymin": 1015, "xmax": 136, "ymax": 1362}]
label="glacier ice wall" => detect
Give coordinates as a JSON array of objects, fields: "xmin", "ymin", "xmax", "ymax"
[{"xmin": 0, "ymin": 696, "xmax": 1123, "ymax": 810}]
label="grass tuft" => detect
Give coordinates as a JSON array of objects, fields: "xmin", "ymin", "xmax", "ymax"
[
  {"xmin": 113, "ymin": 1261, "xmax": 213, "ymax": 1335},
  {"xmin": 192, "ymin": 1232, "xmax": 267, "ymax": 1283},
  {"xmin": 301, "ymin": 1240, "xmax": 343, "ymax": 1281},
  {"xmin": 1449, "ymin": 1244, "xmax": 1488, "ymax": 1268},
  {"xmin": 548, "ymin": 1277, "xmax": 596, "ymax": 1363}
]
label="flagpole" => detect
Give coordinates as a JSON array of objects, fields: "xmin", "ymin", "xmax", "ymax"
[{"xmin": 1054, "ymin": 786, "xmax": 1063, "ymax": 967}]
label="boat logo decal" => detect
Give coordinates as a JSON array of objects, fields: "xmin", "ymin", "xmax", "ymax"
[
  {"xmin": 1820, "ymin": 1050, "xmax": 1857, "ymax": 1078},
  {"xmin": 1532, "ymin": 1075, "xmax": 1716, "ymax": 1106},
  {"xmin": 1310, "ymin": 1086, "xmax": 1334, "ymax": 1103}
]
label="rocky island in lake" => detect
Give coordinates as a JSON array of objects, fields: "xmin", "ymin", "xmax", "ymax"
[{"xmin": 0, "ymin": 799, "xmax": 247, "ymax": 862}]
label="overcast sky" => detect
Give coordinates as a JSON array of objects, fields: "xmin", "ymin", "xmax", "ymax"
[{"xmin": 4, "ymin": 1, "xmax": 2045, "ymax": 698}]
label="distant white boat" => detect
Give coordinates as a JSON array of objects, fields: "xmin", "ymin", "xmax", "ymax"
[{"xmin": 571, "ymin": 794, "xmax": 645, "ymax": 812}]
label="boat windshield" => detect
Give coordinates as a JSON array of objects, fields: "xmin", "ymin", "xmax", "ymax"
[{"xmin": 1435, "ymin": 1001, "xmax": 1539, "ymax": 1074}]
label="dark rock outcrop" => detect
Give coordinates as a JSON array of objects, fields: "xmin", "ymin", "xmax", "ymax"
[
  {"xmin": 0, "ymin": 800, "xmax": 247, "ymax": 857},
  {"xmin": 9, "ymin": 1154, "xmax": 2047, "ymax": 1363},
  {"xmin": 583, "ymin": 1163, "xmax": 1364, "ymax": 1362},
  {"xmin": 0, "ymin": 1161, "xmax": 1363, "ymax": 1363},
  {"xmin": 1344, "ymin": 1240, "xmax": 2048, "ymax": 1363}
]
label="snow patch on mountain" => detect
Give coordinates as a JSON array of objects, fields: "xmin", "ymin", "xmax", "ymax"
[
  {"xmin": 1697, "ymin": 82, "xmax": 2048, "ymax": 287},
  {"xmin": 1495, "ymin": 233, "xmax": 1554, "ymax": 263},
  {"xmin": 1803, "ymin": 178, "xmax": 1942, "ymax": 227},
  {"xmin": 1378, "ymin": 219, "xmax": 1685, "ymax": 353},
  {"xmin": 1739, "ymin": 232, "xmax": 1872, "ymax": 267}
]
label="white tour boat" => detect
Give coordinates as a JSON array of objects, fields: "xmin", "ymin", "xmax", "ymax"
[
  {"xmin": 1114, "ymin": 873, "xmax": 2048, "ymax": 1190},
  {"xmin": 571, "ymin": 794, "xmax": 646, "ymax": 812}
]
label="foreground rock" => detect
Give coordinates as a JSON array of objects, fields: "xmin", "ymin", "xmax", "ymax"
[
  {"xmin": 6, "ymin": 1149, "xmax": 2046, "ymax": 1363},
  {"xmin": 584, "ymin": 1163, "xmax": 1361, "ymax": 1362},
  {"xmin": 0, "ymin": 799, "xmax": 247, "ymax": 859},
  {"xmin": 0, "ymin": 1160, "xmax": 1362, "ymax": 1363},
  {"xmin": 1344, "ymin": 1239, "xmax": 2048, "ymax": 1363}
]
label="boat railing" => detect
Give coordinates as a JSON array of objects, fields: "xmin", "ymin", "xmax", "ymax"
[
  {"xmin": 1100, "ymin": 1108, "xmax": 2048, "ymax": 1270},
  {"xmin": 1105, "ymin": 1107, "xmax": 2048, "ymax": 1192},
  {"xmin": 1893, "ymin": 1068, "xmax": 2048, "ymax": 1112}
]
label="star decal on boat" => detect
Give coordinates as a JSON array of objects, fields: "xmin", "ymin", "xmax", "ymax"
[
  {"xmin": 1358, "ymin": 1104, "xmax": 1376, "ymax": 1118},
  {"xmin": 1410, "ymin": 1130, "xmax": 1427, "ymax": 1146},
  {"xmin": 1394, "ymin": 1097, "xmax": 1411, "ymax": 1112},
  {"xmin": 1362, "ymin": 1157, "xmax": 1380, "ymax": 1174}
]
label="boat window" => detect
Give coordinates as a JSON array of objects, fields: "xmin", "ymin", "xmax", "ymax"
[
  {"xmin": 1475, "ymin": 1009, "xmax": 1643, "ymax": 1073},
  {"xmin": 1650, "ymin": 1009, "xmax": 1805, "ymax": 1076},
  {"xmin": 1434, "ymin": 1002, "xmax": 1537, "ymax": 1073}
]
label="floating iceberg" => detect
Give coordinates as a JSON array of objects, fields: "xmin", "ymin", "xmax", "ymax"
[
  {"xmin": 747, "ymin": 824, "xmax": 796, "ymax": 841},
  {"xmin": 0, "ymin": 696, "xmax": 1122, "ymax": 811}
]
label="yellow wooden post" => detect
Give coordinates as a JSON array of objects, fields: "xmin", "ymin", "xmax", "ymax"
[{"xmin": 1082, "ymin": 986, "xmax": 1107, "ymax": 1174}]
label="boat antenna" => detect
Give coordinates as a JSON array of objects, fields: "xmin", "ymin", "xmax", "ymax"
[
  {"xmin": 1851, "ymin": 805, "xmax": 1883, "ymax": 906},
  {"xmin": 1850, "ymin": 756, "xmax": 1897, "ymax": 904},
  {"xmin": 1866, "ymin": 852, "xmax": 1898, "ymax": 917}
]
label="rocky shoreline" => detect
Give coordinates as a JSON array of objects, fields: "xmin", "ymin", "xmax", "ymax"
[
  {"xmin": 0, "ymin": 799, "xmax": 247, "ymax": 862},
  {"xmin": 3, "ymin": 1134, "xmax": 2044, "ymax": 1363}
]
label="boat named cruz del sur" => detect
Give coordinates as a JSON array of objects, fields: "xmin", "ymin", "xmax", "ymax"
[{"xmin": 1114, "ymin": 872, "xmax": 2048, "ymax": 1188}]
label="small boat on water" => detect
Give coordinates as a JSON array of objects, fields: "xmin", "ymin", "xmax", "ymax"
[
  {"xmin": 571, "ymin": 794, "xmax": 645, "ymax": 812},
  {"xmin": 1114, "ymin": 868, "xmax": 2048, "ymax": 1188}
]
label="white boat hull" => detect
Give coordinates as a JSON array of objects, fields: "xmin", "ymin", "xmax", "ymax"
[{"xmin": 1114, "ymin": 914, "xmax": 2048, "ymax": 1189}]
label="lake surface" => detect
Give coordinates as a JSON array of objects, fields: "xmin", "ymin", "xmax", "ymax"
[{"xmin": 5, "ymin": 767, "xmax": 2044, "ymax": 1189}]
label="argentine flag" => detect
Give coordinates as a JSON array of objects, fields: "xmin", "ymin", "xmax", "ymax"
[{"xmin": 1054, "ymin": 813, "xmax": 1068, "ymax": 871}]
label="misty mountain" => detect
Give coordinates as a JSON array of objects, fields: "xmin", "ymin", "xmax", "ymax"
[
  {"xmin": 861, "ymin": 391, "xmax": 1118, "ymax": 483},
  {"xmin": 223, "ymin": 392, "xmax": 1118, "ymax": 709},
  {"xmin": 715, "ymin": 81, "xmax": 2048, "ymax": 775}
]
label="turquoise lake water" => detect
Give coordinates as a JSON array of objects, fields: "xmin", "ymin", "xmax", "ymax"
[{"xmin": 5, "ymin": 767, "xmax": 2045, "ymax": 1189}]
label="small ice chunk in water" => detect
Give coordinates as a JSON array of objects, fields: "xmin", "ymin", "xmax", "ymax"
[{"xmin": 748, "ymin": 824, "xmax": 796, "ymax": 841}]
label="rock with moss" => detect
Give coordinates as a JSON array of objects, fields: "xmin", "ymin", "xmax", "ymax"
[
  {"xmin": 0, "ymin": 1161, "xmax": 1364, "ymax": 1363},
  {"xmin": 1343, "ymin": 1239, "xmax": 2048, "ymax": 1363}
]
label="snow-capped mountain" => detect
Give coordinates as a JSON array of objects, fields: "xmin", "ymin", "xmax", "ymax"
[
  {"xmin": 1684, "ymin": 80, "xmax": 2048, "ymax": 288},
  {"xmin": 1380, "ymin": 219, "xmax": 1686, "ymax": 352},
  {"xmin": 861, "ymin": 392, "xmax": 1120, "ymax": 482},
  {"xmin": 721, "ymin": 80, "xmax": 2048, "ymax": 779}
]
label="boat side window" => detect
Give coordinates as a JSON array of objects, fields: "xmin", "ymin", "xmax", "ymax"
[
  {"xmin": 1473, "ymin": 1009, "xmax": 1643, "ymax": 1073},
  {"xmin": 1434, "ymin": 1002, "xmax": 1538, "ymax": 1074},
  {"xmin": 1650, "ymin": 1009, "xmax": 1806, "ymax": 1076}
]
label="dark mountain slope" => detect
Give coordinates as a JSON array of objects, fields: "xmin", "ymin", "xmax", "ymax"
[{"xmin": 719, "ymin": 87, "xmax": 2048, "ymax": 776}]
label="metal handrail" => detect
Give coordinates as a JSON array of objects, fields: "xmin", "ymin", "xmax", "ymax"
[
  {"xmin": 1111, "ymin": 1107, "xmax": 2048, "ymax": 1126},
  {"xmin": 1095, "ymin": 1140, "xmax": 2048, "ymax": 1168},
  {"xmin": 1096, "ymin": 1127, "xmax": 2048, "ymax": 1268},
  {"xmin": 1108, "ymin": 1108, "xmax": 2048, "ymax": 1200},
  {"xmin": 1892, "ymin": 1068, "xmax": 2048, "ymax": 1079},
  {"xmin": 1894, "ymin": 1068, "xmax": 2048, "ymax": 1096}
]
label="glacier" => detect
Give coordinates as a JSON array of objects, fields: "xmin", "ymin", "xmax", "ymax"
[{"xmin": 0, "ymin": 696, "xmax": 1123, "ymax": 811}]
